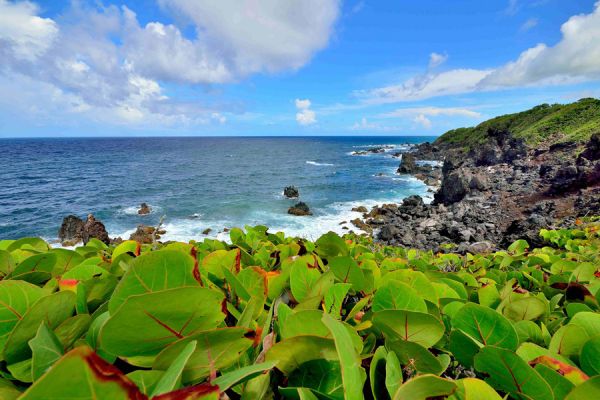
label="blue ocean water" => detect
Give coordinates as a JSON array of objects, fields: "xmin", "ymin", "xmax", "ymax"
[{"xmin": 0, "ymin": 136, "xmax": 436, "ymax": 242}]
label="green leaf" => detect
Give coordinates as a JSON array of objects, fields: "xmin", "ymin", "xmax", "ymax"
[
  {"xmin": 4, "ymin": 291, "xmax": 76, "ymax": 366},
  {"xmin": 392, "ymin": 375, "xmax": 456, "ymax": 400},
  {"xmin": 20, "ymin": 346, "xmax": 144, "ymax": 400},
  {"xmin": 100, "ymin": 287, "xmax": 225, "ymax": 358},
  {"xmin": 153, "ymin": 327, "xmax": 255, "ymax": 384},
  {"xmin": 373, "ymin": 310, "xmax": 444, "ymax": 348},
  {"xmin": 565, "ymin": 376, "xmax": 600, "ymax": 400},
  {"xmin": 150, "ymin": 340, "xmax": 197, "ymax": 396},
  {"xmin": 29, "ymin": 322, "xmax": 64, "ymax": 381},
  {"xmin": 474, "ymin": 346, "xmax": 553, "ymax": 400},
  {"xmin": 386, "ymin": 339, "xmax": 444, "ymax": 375},
  {"xmin": 370, "ymin": 347, "xmax": 389, "ymax": 400},
  {"xmin": 108, "ymin": 250, "xmax": 200, "ymax": 313},
  {"xmin": 212, "ymin": 361, "xmax": 277, "ymax": 392},
  {"xmin": 290, "ymin": 259, "xmax": 321, "ymax": 303},
  {"xmin": 266, "ymin": 335, "xmax": 338, "ymax": 375},
  {"xmin": 0, "ymin": 250, "xmax": 16, "ymax": 278},
  {"xmin": 384, "ymin": 351, "xmax": 402, "ymax": 398},
  {"xmin": 448, "ymin": 378, "xmax": 502, "ymax": 400},
  {"xmin": 372, "ymin": 281, "xmax": 427, "ymax": 313},
  {"xmin": 10, "ymin": 253, "xmax": 57, "ymax": 284},
  {"xmin": 315, "ymin": 232, "xmax": 348, "ymax": 258},
  {"xmin": 452, "ymin": 303, "xmax": 519, "ymax": 350},
  {"xmin": 504, "ymin": 297, "xmax": 547, "ymax": 321},
  {"xmin": 580, "ymin": 336, "xmax": 600, "ymax": 376},
  {"xmin": 0, "ymin": 281, "xmax": 44, "ymax": 357},
  {"xmin": 322, "ymin": 313, "xmax": 364, "ymax": 400},
  {"xmin": 328, "ymin": 256, "xmax": 365, "ymax": 292}
]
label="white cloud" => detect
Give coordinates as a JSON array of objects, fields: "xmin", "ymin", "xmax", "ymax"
[
  {"xmin": 295, "ymin": 98, "xmax": 316, "ymax": 125},
  {"xmin": 413, "ymin": 114, "xmax": 432, "ymax": 129},
  {"xmin": 428, "ymin": 52, "xmax": 448, "ymax": 69},
  {"xmin": 520, "ymin": 17, "xmax": 539, "ymax": 32},
  {"xmin": 0, "ymin": 0, "xmax": 341, "ymax": 129},
  {"xmin": 0, "ymin": 0, "xmax": 58, "ymax": 60},
  {"xmin": 295, "ymin": 98, "xmax": 312, "ymax": 110},
  {"xmin": 381, "ymin": 106, "xmax": 482, "ymax": 119},
  {"xmin": 359, "ymin": 2, "xmax": 600, "ymax": 103},
  {"xmin": 157, "ymin": 0, "xmax": 340, "ymax": 79}
]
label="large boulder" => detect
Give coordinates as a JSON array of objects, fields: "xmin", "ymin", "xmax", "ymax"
[
  {"xmin": 288, "ymin": 202, "xmax": 312, "ymax": 216},
  {"xmin": 434, "ymin": 169, "xmax": 470, "ymax": 205},
  {"xmin": 58, "ymin": 215, "xmax": 85, "ymax": 246},
  {"xmin": 379, "ymin": 225, "xmax": 400, "ymax": 241},
  {"xmin": 283, "ymin": 186, "xmax": 299, "ymax": 199},
  {"xmin": 579, "ymin": 132, "xmax": 600, "ymax": 162},
  {"xmin": 397, "ymin": 153, "xmax": 417, "ymax": 174},
  {"xmin": 81, "ymin": 214, "xmax": 110, "ymax": 245},
  {"xmin": 129, "ymin": 224, "xmax": 165, "ymax": 244}
]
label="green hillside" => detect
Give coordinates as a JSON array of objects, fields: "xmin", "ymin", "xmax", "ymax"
[{"xmin": 436, "ymin": 97, "xmax": 600, "ymax": 149}]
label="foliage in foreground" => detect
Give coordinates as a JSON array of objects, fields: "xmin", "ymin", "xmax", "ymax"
[{"xmin": 1, "ymin": 220, "xmax": 600, "ymax": 399}]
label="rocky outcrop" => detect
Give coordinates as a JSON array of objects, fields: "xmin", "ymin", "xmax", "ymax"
[
  {"xmin": 138, "ymin": 203, "xmax": 151, "ymax": 215},
  {"xmin": 397, "ymin": 153, "xmax": 418, "ymax": 174},
  {"xmin": 59, "ymin": 214, "xmax": 110, "ymax": 246},
  {"xmin": 129, "ymin": 224, "xmax": 166, "ymax": 244},
  {"xmin": 288, "ymin": 202, "xmax": 312, "ymax": 216},
  {"xmin": 284, "ymin": 186, "xmax": 299, "ymax": 199},
  {"xmin": 58, "ymin": 215, "xmax": 85, "ymax": 246},
  {"xmin": 366, "ymin": 125, "xmax": 600, "ymax": 253}
]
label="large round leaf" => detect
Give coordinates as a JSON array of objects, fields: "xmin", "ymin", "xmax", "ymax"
[
  {"xmin": 101, "ymin": 287, "xmax": 225, "ymax": 357},
  {"xmin": 386, "ymin": 339, "xmax": 445, "ymax": 375},
  {"xmin": 153, "ymin": 327, "xmax": 254, "ymax": 385},
  {"xmin": 109, "ymin": 250, "xmax": 199, "ymax": 313},
  {"xmin": 565, "ymin": 376, "xmax": 600, "ymax": 400},
  {"xmin": 10, "ymin": 253, "xmax": 57, "ymax": 284},
  {"xmin": 4, "ymin": 291, "xmax": 76, "ymax": 365},
  {"xmin": 266, "ymin": 335, "xmax": 338, "ymax": 375},
  {"xmin": 449, "ymin": 378, "xmax": 502, "ymax": 400},
  {"xmin": 372, "ymin": 280, "xmax": 427, "ymax": 313},
  {"xmin": 0, "ymin": 281, "xmax": 44, "ymax": 357},
  {"xmin": 373, "ymin": 310, "xmax": 444, "ymax": 348},
  {"xmin": 474, "ymin": 346, "xmax": 553, "ymax": 400},
  {"xmin": 580, "ymin": 336, "xmax": 600, "ymax": 376},
  {"xmin": 452, "ymin": 303, "xmax": 518, "ymax": 350}
]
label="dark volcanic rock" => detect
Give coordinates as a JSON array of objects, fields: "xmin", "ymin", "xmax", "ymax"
[
  {"xmin": 283, "ymin": 186, "xmax": 299, "ymax": 198},
  {"xmin": 58, "ymin": 215, "xmax": 85, "ymax": 246},
  {"xmin": 579, "ymin": 132, "xmax": 600, "ymax": 162},
  {"xmin": 397, "ymin": 153, "xmax": 418, "ymax": 174},
  {"xmin": 129, "ymin": 224, "xmax": 165, "ymax": 244},
  {"xmin": 138, "ymin": 203, "xmax": 151, "ymax": 215},
  {"xmin": 82, "ymin": 214, "xmax": 110, "ymax": 245},
  {"xmin": 434, "ymin": 169, "xmax": 470, "ymax": 205},
  {"xmin": 288, "ymin": 202, "xmax": 312, "ymax": 216}
]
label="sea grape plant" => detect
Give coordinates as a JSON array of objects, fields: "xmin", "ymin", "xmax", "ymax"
[{"xmin": 0, "ymin": 221, "xmax": 599, "ymax": 399}]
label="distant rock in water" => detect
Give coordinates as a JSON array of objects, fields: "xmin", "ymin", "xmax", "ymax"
[
  {"xmin": 59, "ymin": 214, "xmax": 110, "ymax": 246},
  {"xmin": 283, "ymin": 186, "xmax": 300, "ymax": 198},
  {"xmin": 288, "ymin": 202, "xmax": 312, "ymax": 216},
  {"xmin": 138, "ymin": 203, "xmax": 151, "ymax": 215},
  {"xmin": 58, "ymin": 215, "xmax": 85, "ymax": 246},
  {"xmin": 129, "ymin": 224, "xmax": 165, "ymax": 244}
]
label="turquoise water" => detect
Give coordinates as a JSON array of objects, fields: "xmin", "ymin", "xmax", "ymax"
[{"xmin": 0, "ymin": 136, "xmax": 435, "ymax": 242}]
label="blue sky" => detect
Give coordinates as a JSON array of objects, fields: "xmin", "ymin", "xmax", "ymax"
[{"xmin": 0, "ymin": 0, "xmax": 599, "ymax": 137}]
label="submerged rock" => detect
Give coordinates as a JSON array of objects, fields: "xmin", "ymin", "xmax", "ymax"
[
  {"xmin": 351, "ymin": 206, "xmax": 368, "ymax": 213},
  {"xmin": 138, "ymin": 203, "xmax": 151, "ymax": 215},
  {"xmin": 288, "ymin": 202, "xmax": 312, "ymax": 216},
  {"xmin": 283, "ymin": 186, "xmax": 299, "ymax": 198}
]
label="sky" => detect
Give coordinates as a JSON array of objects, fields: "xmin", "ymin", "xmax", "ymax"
[{"xmin": 1, "ymin": 0, "xmax": 600, "ymax": 137}]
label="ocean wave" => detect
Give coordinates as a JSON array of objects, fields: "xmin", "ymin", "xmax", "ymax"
[{"xmin": 306, "ymin": 161, "xmax": 334, "ymax": 166}]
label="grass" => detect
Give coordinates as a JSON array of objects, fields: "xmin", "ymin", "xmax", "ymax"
[{"xmin": 435, "ymin": 98, "xmax": 600, "ymax": 150}]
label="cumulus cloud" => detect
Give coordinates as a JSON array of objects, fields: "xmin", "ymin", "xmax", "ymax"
[
  {"xmin": 295, "ymin": 98, "xmax": 316, "ymax": 125},
  {"xmin": 359, "ymin": 2, "xmax": 600, "ymax": 104},
  {"xmin": 0, "ymin": 0, "xmax": 341, "ymax": 128}
]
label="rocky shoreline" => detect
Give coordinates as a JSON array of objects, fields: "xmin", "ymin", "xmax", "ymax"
[{"xmin": 361, "ymin": 129, "xmax": 600, "ymax": 253}]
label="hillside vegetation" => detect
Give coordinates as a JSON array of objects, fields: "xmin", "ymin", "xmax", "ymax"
[
  {"xmin": 436, "ymin": 98, "xmax": 600, "ymax": 149},
  {"xmin": 1, "ymin": 219, "xmax": 600, "ymax": 399}
]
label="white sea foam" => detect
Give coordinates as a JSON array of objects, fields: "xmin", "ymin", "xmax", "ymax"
[{"xmin": 306, "ymin": 161, "xmax": 334, "ymax": 166}]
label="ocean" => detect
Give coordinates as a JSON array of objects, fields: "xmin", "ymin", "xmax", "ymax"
[{"xmin": 0, "ymin": 136, "xmax": 436, "ymax": 242}]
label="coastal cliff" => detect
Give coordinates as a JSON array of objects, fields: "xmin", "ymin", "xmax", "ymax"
[{"xmin": 368, "ymin": 98, "xmax": 600, "ymax": 252}]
